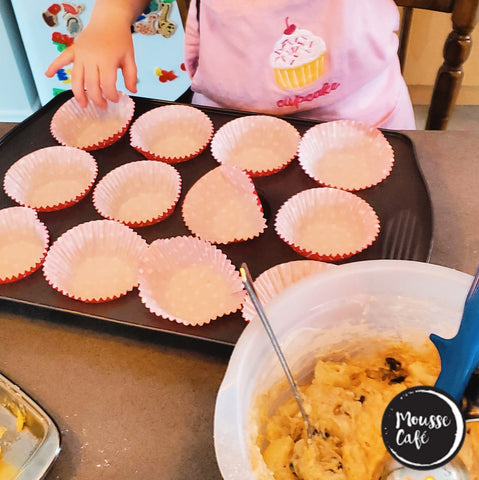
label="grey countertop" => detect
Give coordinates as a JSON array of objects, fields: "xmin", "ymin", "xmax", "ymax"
[{"xmin": 0, "ymin": 122, "xmax": 478, "ymax": 480}]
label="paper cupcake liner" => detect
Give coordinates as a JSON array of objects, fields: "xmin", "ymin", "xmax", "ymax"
[
  {"xmin": 3, "ymin": 146, "xmax": 98, "ymax": 211},
  {"xmin": 43, "ymin": 219, "xmax": 147, "ymax": 302},
  {"xmin": 130, "ymin": 105, "xmax": 213, "ymax": 163},
  {"xmin": 138, "ymin": 236, "xmax": 245, "ymax": 326},
  {"xmin": 210, "ymin": 115, "xmax": 300, "ymax": 177},
  {"xmin": 241, "ymin": 260, "xmax": 336, "ymax": 322},
  {"xmin": 0, "ymin": 206, "xmax": 49, "ymax": 284},
  {"xmin": 298, "ymin": 120, "xmax": 395, "ymax": 191},
  {"xmin": 50, "ymin": 91, "xmax": 135, "ymax": 150},
  {"xmin": 182, "ymin": 165, "xmax": 267, "ymax": 244},
  {"xmin": 93, "ymin": 160, "xmax": 181, "ymax": 227},
  {"xmin": 275, "ymin": 187, "xmax": 380, "ymax": 261}
]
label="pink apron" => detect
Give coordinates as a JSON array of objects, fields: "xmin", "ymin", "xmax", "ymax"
[{"xmin": 184, "ymin": 0, "xmax": 416, "ymax": 129}]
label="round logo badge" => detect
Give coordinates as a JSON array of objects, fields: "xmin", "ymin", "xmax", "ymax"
[{"xmin": 382, "ymin": 386, "xmax": 465, "ymax": 470}]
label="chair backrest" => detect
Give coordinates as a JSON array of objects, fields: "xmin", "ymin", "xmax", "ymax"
[
  {"xmin": 397, "ymin": 0, "xmax": 479, "ymax": 129},
  {"xmin": 176, "ymin": 0, "xmax": 190, "ymax": 27},
  {"xmin": 176, "ymin": 0, "xmax": 478, "ymax": 129}
]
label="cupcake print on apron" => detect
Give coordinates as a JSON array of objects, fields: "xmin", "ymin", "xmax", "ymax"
[{"xmin": 270, "ymin": 17, "xmax": 327, "ymax": 90}]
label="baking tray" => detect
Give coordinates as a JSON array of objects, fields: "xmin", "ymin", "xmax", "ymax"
[
  {"xmin": 0, "ymin": 373, "xmax": 60, "ymax": 479},
  {"xmin": 0, "ymin": 91, "xmax": 433, "ymax": 346}
]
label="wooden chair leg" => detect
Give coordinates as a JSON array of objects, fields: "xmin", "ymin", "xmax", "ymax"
[
  {"xmin": 426, "ymin": 0, "xmax": 479, "ymax": 130},
  {"xmin": 398, "ymin": 7, "xmax": 414, "ymax": 72}
]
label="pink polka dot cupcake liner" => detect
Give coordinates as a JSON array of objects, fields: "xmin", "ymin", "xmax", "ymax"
[
  {"xmin": 0, "ymin": 206, "xmax": 49, "ymax": 284},
  {"xmin": 50, "ymin": 91, "xmax": 135, "ymax": 150},
  {"xmin": 241, "ymin": 260, "xmax": 336, "ymax": 322},
  {"xmin": 138, "ymin": 236, "xmax": 245, "ymax": 326},
  {"xmin": 93, "ymin": 160, "xmax": 181, "ymax": 227},
  {"xmin": 3, "ymin": 146, "xmax": 97, "ymax": 211},
  {"xmin": 275, "ymin": 187, "xmax": 380, "ymax": 261},
  {"xmin": 43, "ymin": 220, "xmax": 148, "ymax": 303},
  {"xmin": 130, "ymin": 105, "xmax": 213, "ymax": 163},
  {"xmin": 298, "ymin": 120, "xmax": 394, "ymax": 191},
  {"xmin": 210, "ymin": 115, "xmax": 300, "ymax": 177},
  {"xmin": 182, "ymin": 165, "xmax": 267, "ymax": 244}
]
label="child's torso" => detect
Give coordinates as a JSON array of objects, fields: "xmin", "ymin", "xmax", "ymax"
[{"xmin": 185, "ymin": 0, "xmax": 403, "ymax": 123}]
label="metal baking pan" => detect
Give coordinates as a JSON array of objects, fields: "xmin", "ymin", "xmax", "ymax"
[
  {"xmin": 0, "ymin": 373, "xmax": 60, "ymax": 479},
  {"xmin": 0, "ymin": 91, "xmax": 433, "ymax": 346}
]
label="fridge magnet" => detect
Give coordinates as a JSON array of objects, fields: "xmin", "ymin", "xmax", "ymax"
[
  {"xmin": 155, "ymin": 67, "xmax": 177, "ymax": 83},
  {"xmin": 55, "ymin": 68, "xmax": 71, "ymax": 83},
  {"xmin": 51, "ymin": 31, "xmax": 73, "ymax": 52},
  {"xmin": 132, "ymin": 14, "xmax": 158, "ymax": 35},
  {"xmin": 64, "ymin": 13, "xmax": 83, "ymax": 37},
  {"xmin": 45, "ymin": 3, "xmax": 85, "ymax": 51},
  {"xmin": 132, "ymin": 1, "xmax": 177, "ymax": 38},
  {"xmin": 42, "ymin": 4, "xmax": 61, "ymax": 27},
  {"xmin": 53, "ymin": 88, "xmax": 69, "ymax": 97},
  {"xmin": 157, "ymin": 2, "xmax": 176, "ymax": 38},
  {"xmin": 61, "ymin": 2, "xmax": 84, "ymax": 15}
]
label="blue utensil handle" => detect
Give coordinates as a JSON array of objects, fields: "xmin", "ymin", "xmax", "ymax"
[{"xmin": 431, "ymin": 267, "xmax": 479, "ymax": 403}]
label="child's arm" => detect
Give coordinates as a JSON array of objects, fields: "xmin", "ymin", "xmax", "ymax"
[{"xmin": 45, "ymin": 0, "xmax": 150, "ymax": 108}]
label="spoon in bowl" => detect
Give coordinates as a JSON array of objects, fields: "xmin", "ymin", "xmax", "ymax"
[
  {"xmin": 241, "ymin": 260, "xmax": 479, "ymax": 478},
  {"xmin": 239, "ymin": 262, "xmax": 315, "ymax": 439}
]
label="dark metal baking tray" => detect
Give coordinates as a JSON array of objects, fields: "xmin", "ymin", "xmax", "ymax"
[
  {"xmin": 0, "ymin": 91, "xmax": 433, "ymax": 346},
  {"xmin": 0, "ymin": 372, "xmax": 60, "ymax": 479}
]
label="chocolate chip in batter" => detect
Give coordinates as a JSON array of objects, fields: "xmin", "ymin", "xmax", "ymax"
[
  {"xmin": 385, "ymin": 357, "xmax": 402, "ymax": 371},
  {"xmin": 389, "ymin": 375, "xmax": 406, "ymax": 384}
]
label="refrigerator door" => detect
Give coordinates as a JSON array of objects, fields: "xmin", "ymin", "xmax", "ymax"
[
  {"xmin": 0, "ymin": 0, "xmax": 41, "ymax": 121},
  {"xmin": 11, "ymin": 0, "xmax": 191, "ymax": 106}
]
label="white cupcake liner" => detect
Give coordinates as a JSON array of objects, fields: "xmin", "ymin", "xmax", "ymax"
[
  {"xmin": 241, "ymin": 260, "xmax": 336, "ymax": 322},
  {"xmin": 93, "ymin": 160, "xmax": 181, "ymax": 227},
  {"xmin": 130, "ymin": 105, "xmax": 213, "ymax": 163},
  {"xmin": 3, "ymin": 146, "xmax": 98, "ymax": 211},
  {"xmin": 0, "ymin": 206, "xmax": 49, "ymax": 283},
  {"xmin": 182, "ymin": 165, "xmax": 267, "ymax": 244},
  {"xmin": 43, "ymin": 219, "xmax": 148, "ymax": 302},
  {"xmin": 50, "ymin": 91, "xmax": 135, "ymax": 150},
  {"xmin": 138, "ymin": 236, "xmax": 245, "ymax": 326},
  {"xmin": 210, "ymin": 115, "xmax": 300, "ymax": 176},
  {"xmin": 275, "ymin": 187, "xmax": 380, "ymax": 261},
  {"xmin": 298, "ymin": 120, "xmax": 394, "ymax": 191}
]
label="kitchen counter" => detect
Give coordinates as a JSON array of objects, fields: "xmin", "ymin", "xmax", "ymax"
[{"xmin": 0, "ymin": 122, "xmax": 478, "ymax": 480}]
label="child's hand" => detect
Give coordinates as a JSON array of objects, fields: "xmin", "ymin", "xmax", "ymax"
[{"xmin": 45, "ymin": 20, "xmax": 137, "ymax": 109}]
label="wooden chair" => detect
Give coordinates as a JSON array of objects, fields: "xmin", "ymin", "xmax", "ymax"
[
  {"xmin": 175, "ymin": 0, "xmax": 479, "ymax": 129},
  {"xmin": 395, "ymin": 0, "xmax": 479, "ymax": 129},
  {"xmin": 176, "ymin": 0, "xmax": 190, "ymax": 27}
]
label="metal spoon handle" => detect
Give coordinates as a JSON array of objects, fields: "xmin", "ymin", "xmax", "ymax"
[{"xmin": 240, "ymin": 263, "xmax": 314, "ymax": 439}]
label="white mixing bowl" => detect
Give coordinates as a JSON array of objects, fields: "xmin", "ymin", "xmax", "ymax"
[{"xmin": 214, "ymin": 260, "xmax": 473, "ymax": 480}]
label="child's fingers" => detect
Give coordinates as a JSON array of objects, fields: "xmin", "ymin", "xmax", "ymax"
[
  {"xmin": 98, "ymin": 69, "xmax": 120, "ymax": 103},
  {"xmin": 84, "ymin": 64, "xmax": 107, "ymax": 109},
  {"xmin": 122, "ymin": 54, "xmax": 138, "ymax": 94},
  {"xmin": 45, "ymin": 49, "xmax": 74, "ymax": 77},
  {"xmin": 70, "ymin": 62, "xmax": 89, "ymax": 108}
]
